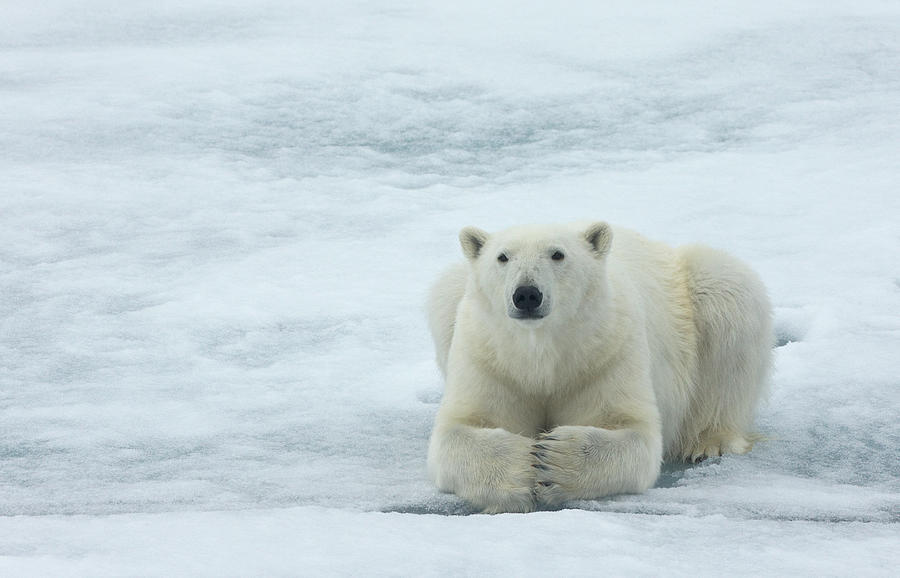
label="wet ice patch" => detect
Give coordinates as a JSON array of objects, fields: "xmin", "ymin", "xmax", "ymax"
[{"xmin": 773, "ymin": 306, "xmax": 813, "ymax": 347}]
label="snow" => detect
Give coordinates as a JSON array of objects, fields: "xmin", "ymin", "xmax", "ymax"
[
  {"xmin": 1, "ymin": 0, "xmax": 898, "ymax": 575},
  {"xmin": 1, "ymin": 508, "xmax": 898, "ymax": 576}
]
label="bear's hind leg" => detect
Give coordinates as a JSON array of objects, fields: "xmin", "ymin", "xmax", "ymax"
[
  {"xmin": 678, "ymin": 245, "xmax": 773, "ymax": 462},
  {"xmin": 686, "ymin": 430, "xmax": 753, "ymax": 463},
  {"xmin": 427, "ymin": 263, "xmax": 468, "ymax": 376}
]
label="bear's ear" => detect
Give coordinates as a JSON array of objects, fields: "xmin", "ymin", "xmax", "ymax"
[
  {"xmin": 584, "ymin": 222, "xmax": 612, "ymax": 257},
  {"xmin": 459, "ymin": 226, "xmax": 489, "ymax": 261}
]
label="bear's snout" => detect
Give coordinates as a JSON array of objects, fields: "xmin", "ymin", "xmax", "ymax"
[{"xmin": 512, "ymin": 285, "xmax": 543, "ymax": 313}]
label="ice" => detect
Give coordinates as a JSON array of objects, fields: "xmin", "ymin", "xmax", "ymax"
[
  {"xmin": 1, "ymin": 0, "xmax": 899, "ymax": 574},
  {"xmin": 1, "ymin": 508, "xmax": 898, "ymax": 576}
]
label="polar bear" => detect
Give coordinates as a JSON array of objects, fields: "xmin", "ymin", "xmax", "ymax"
[{"xmin": 426, "ymin": 222, "xmax": 772, "ymax": 513}]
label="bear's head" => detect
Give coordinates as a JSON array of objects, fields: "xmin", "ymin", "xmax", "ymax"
[{"xmin": 459, "ymin": 222, "xmax": 612, "ymax": 328}]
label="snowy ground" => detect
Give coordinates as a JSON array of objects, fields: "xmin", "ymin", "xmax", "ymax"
[{"xmin": 2, "ymin": 1, "xmax": 899, "ymax": 575}]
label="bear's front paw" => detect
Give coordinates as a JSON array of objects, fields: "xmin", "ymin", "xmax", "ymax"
[
  {"xmin": 476, "ymin": 465, "xmax": 537, "ymax": 514},
  {"xmin": 468, "ymin": 430, "xmax": 538, "ymax": 514},
  {"xmin": 479, "ymin": 484, "xmax": 535, "ymax": 514},
  {"xmin": 530, "ymin": 426, "xmax": 595, "ymax": 507}
]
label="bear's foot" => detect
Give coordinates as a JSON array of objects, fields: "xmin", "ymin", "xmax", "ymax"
[
  {"xmin": 684, "ymin": 432, "xmax": 752, "ymax": 463},
  {"xmin": 529, "ymin": 425, "xmax": 660, "ymax": 507}
]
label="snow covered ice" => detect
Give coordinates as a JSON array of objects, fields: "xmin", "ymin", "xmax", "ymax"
[{"xmin": 1, "ymin": 0, "xmax": 899, "ymax": 575}]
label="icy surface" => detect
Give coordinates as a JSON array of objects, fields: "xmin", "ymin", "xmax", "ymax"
[{"xmin": 1, "ymin": 0, "xmax": 899, "ymax": 575}]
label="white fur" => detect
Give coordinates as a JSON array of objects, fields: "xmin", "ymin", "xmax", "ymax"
[{"xmin": 426, "ymin": 222, "xmax": 772, "ymax": 513}]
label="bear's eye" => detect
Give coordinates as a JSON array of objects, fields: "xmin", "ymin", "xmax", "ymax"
[
  {"xmin": 497, "ymin": 253, "xmax": 509, "ymax": 263},
  {"xmin": 551, "ymin": 251, "xmax": 565, "ymax": 261}
]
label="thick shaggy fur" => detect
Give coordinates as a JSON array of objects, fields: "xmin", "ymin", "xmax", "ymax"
[{"xmin": 426, "ymin": 222, "xmax": 772, "ymax": 513}]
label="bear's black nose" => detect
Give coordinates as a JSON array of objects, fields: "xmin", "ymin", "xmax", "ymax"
[{"xmin": 513, "ymin": 285, "xmax": 543, "ymax": 311}]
